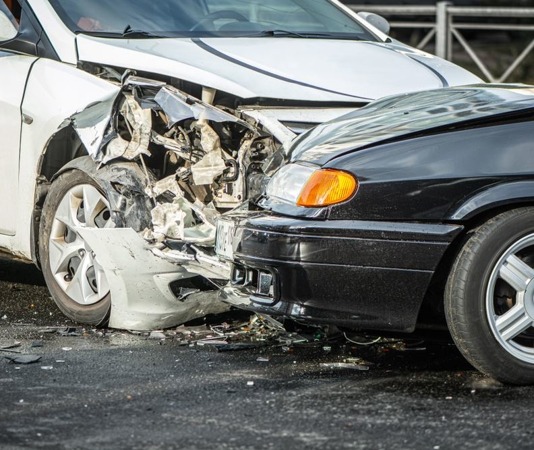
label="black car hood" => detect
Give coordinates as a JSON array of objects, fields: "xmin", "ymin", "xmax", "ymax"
[{"xmin": 289, "ymin": 85, "xmax": 534, "ymax": 166}]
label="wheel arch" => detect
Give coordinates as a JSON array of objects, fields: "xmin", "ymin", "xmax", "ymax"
[
  {"xmin": 31, "ymin": 145, "xmax": 154, "ymax": 267},
  {"xmin": 417, "ymin": 197, "xmax": 534, "ymax": 330},
  {"xmin": 31, "ymin": 126, "xmax": 89, "ymax": 267},
  {"xmin": 448, "ymin": 180, "xmax": 534, "ymax": 221}
]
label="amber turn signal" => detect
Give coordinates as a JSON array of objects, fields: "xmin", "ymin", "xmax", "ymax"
[{"xmin": 297, "ymin": 169, "xmax": 358, "ymax": 207}]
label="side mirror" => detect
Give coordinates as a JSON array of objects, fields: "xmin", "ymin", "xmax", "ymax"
[
  {"xmin": 0, "ymin": 3, "xmax": 17, "ymax": 41},
  {"xmin": 358, "ymin": 12, "xmax": 390, "ymax": 36}
]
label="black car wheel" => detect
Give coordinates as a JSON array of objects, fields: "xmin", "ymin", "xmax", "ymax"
[
  {"xmin": 446, "ymin": 207, "xmax": 534, "ymax": 384},
  {"xmin": 39, "ymin": 170, "xmax": 112, "ymax": 326}
]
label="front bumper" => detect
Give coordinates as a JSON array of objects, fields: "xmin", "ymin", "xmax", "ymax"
[{"xmin": 219, "ymin": 213, "xmax": 463, "ymax": 333}]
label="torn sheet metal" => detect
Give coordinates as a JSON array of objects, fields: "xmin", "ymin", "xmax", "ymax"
[
  {"xmin": 240, "ymin": 109, "xmax": 296, "ymax": 152},
  {"xmin": 154, "ymin": 85, "xmax": 246, "ymax": 126},
  {"xmin": 75, "ymin": 227, "xmax": 228, "ymax": 330},
  {"xmin": 69, "ymin": 92, "xmax": 118, "ymax": 159},
  {"xmin": 148, "ymin": 174, "xmax": 185, "ymax": 199},
  {"xmin": 147, "ymin": 198, "xmax": 216, "ymax": 244},
  {"xmin": 104, "ymin": 94, "xmax": 152, "ymax": 163},
  {"xmin": 56, "ymin": 77, "xmax": 288, "ymax": 330},
  {"xmin": 191, "ymin": 151, "xmax": 227, "ymax": 186}
]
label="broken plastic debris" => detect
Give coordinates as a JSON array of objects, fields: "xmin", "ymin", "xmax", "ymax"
[
  {"xmin": 196, "ymin": 339, "xmax": 228, "ymax": 346},
  {"xmin": 246, "ymin": 381, "xmax": 255, "ymax": 387},
  {"xmin": 5, "ymin": 355, "xmax": 42, "ymax": 365},
  {"xmin": 149, "ymin": 331, "xmax": 166, "ymax": 340},
  {"xmin": 38, "ymin": 328, "xmax": 59, "ymax": 334},
  {"xmin": 216, "ymin": 343, "xmax": 260, "ymax": 352},
  {"xmin": 58, "ymin": 328, "xmax": 81, "ymax": 337},
  {"xmin": 320, "ymin": 362, "xmax": 369, "ymax": 371},
  {"xmin": 0, "ymin": 342, "xmax": 22, "ymax": 353}
]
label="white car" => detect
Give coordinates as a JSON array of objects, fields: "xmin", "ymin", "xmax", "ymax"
[{"xmin": 0, "ymin": 0, "xmax": 480, "ymax": 330}]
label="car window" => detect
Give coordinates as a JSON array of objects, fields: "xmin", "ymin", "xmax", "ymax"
[
  {"xmin": 0, "ymin": 1, "xmax": 18, "ymax": 41},
  {"xmin": 48, "ymin": 0, "xmax": 375, "ymax": 40}
]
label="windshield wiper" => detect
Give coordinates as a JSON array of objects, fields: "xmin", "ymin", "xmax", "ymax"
[
  {"xmin": 251, "ymin": 30, "xmax": 364, "ymax": 40},
  {"xmin": 121, "ymin": 24, "xmax": 162, "ymax": 38},
  {"xmin": 258, "ymin": 29, "xmax": 306, "ymax": 38},
  {"xmin": 76, "ymin": 25, "xmax": 163, "ymax": 39}
]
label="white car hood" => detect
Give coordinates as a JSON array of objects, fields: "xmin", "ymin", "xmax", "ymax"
[{"xmin": 76, "ymin": 36, "xmax": 481, "ymax": 103}]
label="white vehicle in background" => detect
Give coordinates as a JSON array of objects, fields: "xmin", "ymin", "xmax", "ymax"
[{"xmin": 0, "ymin": 0, "xmax": 481, "ymax": 330}]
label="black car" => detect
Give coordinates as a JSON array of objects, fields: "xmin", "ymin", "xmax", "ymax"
[{"xmin": 216, "ymin": 85, "xmax": 534, "ymax": 385}]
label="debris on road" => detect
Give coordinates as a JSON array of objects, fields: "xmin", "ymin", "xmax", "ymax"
[
  {"xmin": 148, "ymin": 331, "xmax": 166, "ymax": 340},
  {"xmin": 320, "ymin": 362, "xmax": 370, "ymax": 371},
  {"xmin": 57, "ymin": 328, "xmax": 81, "ymax": 337},
  {"xmin": 5, "ymin": 355, "xmax": 42, "ymax": 365},
  {"xmin": 0, "ymin": 342, "xmax": 22, "ymax": 354}
]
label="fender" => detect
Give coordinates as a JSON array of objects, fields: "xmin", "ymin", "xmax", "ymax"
[
  {"xmin": 448, "ymin": 180, "xmax": 534, "ymax": 221},
  {"xmin": 31, "ymin": 156, "xmax": 154, "ymax": 265}
]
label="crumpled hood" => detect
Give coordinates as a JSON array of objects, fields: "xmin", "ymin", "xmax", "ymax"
[
  {"xmin": 289, "ymin": 85, "xmax": 534, "ymax": 165},
  {"xmin": 76, "ymin": 35, "xmax": 480, "ymax": 103}
]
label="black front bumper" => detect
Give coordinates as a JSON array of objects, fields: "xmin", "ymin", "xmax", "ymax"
[{"xmin": 219, "ymin": 213, "xmax": 463, "ymax": 333}]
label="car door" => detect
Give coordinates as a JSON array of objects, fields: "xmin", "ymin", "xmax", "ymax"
[{"xmin": 0, "ymin": 52, "xmax": 35, "ymax": 235}]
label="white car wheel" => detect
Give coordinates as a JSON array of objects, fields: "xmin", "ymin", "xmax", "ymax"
[{"xmin": 40, "ymin": 170, "xmax": 112, "ymax": 326}]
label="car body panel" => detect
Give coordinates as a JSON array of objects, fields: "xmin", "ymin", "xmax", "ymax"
[
  {"xmin": 76, "ymin": 227, "xmax": 226, "ymax": 330},
  {"xmin": 0, "ymin": 53, "xmax": 36, "ymax": 236},
  {"xmin": 17, "ymin": 0, "xmax": 480, "ymax": 117},
  {"xmin": 219, "ymin": 213, "xmax": 463, "ymax": 332},
  {"xmin": 0, "ymin": 56, "xmax": 119, "ymax": 259},
  {"xmin": 25, "ymin": 0, "xmax": 76, "ymax": 62},
  {"xmin": 289, "ymin": 86, "xmax": 534, "ymax": 165},
  {"xmin": 450, "ymin": 181, "xmax": 534, "ymax": 220},
  {"xmin": 219, "ymin": 85, "xmax": 534, "ymax": 333},
  {"xmin": 326, "ymin": 120, "xmax": 534, "ymax": 222},
  {"xmin": 75, "ymin": 36, "xmax": 477, "ymax": 103}
]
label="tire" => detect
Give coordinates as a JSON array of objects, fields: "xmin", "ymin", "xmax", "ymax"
[
  {"xmin": 39, "ymin": 170, "xmax": 112, "ymax": 326},
  {"xmin": 445, "ymin": 207, "xmax": 534, "ymax": 385}
]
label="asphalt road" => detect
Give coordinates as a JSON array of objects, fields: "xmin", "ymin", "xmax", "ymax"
[{"xmin": 1, "ymin": 257, "xmax": 534, "ymax": 450}]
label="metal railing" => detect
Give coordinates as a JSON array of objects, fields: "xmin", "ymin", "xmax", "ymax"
[{"xmin": 347, "ymin": 2, "xmax": 534, "ymax": 82}]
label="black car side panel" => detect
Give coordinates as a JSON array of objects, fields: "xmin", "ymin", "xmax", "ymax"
[
  {"xmin": 325, "ymin": 121, "xmax": 534, "ymax": 222},
  {"xmin": 449, "ymin": 180, "xmax": 534, "ymax": 220}
]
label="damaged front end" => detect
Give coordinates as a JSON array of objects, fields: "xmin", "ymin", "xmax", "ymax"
[{"xmin": 60, "ymin": 75, "xmax": 285, "ymax": 330}]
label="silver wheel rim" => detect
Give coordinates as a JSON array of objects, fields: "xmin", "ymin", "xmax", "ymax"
[
  {"xmin": 486, "ymin": 233, "xmax": 534, "ymax": 364},
  {"xmin": 49, "ymin": 184, "xmax": 111, "ymax": 306}
]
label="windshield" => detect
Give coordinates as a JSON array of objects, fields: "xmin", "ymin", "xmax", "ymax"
[{"xmin": 48, "ymin": 0, "xmax": 376, "ymax": 40}]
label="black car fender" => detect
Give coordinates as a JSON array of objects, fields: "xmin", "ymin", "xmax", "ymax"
[{"xmin": 447, "ymin": 180, "xmax": 534, "ymax": 221}]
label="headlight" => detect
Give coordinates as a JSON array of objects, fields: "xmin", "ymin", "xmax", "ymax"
[{"xmin": 266, "ymin": 163, "xmax": 358, "ymax": 208}]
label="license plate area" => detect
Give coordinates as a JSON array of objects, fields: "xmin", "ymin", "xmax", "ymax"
[{"xmin": 215, "ymin": 218, "xmax": 235, "ymax": 260}]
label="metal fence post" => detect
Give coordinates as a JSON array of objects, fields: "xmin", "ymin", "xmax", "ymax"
[{"xmin": 436, "ymin": 1, "xmax": 452, "ymax": 59}]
